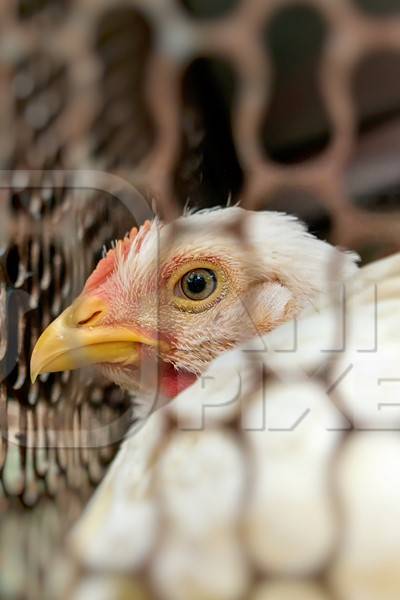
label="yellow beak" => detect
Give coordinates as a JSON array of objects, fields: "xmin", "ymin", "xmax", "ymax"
[{"xmin": 30, "ymin": 295, "xmax": 162, "ymax": 383}]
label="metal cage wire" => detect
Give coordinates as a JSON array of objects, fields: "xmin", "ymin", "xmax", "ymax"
[{"xmin": 1, "ymin": 0, "xmax": 400, "ymax": 598}]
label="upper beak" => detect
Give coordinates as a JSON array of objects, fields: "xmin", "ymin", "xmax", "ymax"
[{"xmin": 30, "ymin": 295, "xmax": 164, "ymax": 383}]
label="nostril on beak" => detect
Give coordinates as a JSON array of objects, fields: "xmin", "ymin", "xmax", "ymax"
[
  {"xmin": 71, "ymin": 296, "xmax": 107, "ymax": 328},
  {"xmin": 77, "ymin": 311, "xmax": 103, "ymax": 326}
]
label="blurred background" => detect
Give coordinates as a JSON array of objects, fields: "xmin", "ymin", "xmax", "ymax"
[{"xmin": 1, "ymin": 0, "xmax": 400, "ymax": 598}]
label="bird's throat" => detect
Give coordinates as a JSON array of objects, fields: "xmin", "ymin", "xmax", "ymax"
[{"xmin": 159, "ymin": 363, "xmax": 198, "ymax": 399}]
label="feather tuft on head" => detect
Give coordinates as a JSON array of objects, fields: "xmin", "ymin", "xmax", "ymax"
[{"xmin": 84, "ymin": 221, "xmax": 153, "ymax": 293}]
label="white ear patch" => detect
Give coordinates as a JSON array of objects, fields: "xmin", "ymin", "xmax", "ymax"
[{"xmin": 242, "ymin": 281, "xmax": 294, "ymax": 335}]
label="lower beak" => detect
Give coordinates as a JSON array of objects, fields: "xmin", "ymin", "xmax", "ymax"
[{"xmin": 30, "ymin": 295, "xmax": 163, "ymax": 383}]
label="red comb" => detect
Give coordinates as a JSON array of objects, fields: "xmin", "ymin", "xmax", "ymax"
[{"xmin": 83, "ymin": 222, "xmax": 152, "ymax": 293}]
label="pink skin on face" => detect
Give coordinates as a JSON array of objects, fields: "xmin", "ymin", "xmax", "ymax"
[{"xmin": 81, "ymin": 223, "xmax": 197, "ymax": 399}]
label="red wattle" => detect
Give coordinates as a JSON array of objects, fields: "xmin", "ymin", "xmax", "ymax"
[{"xmin": 159, "ymin": 365, "xmax": 197, "ymax": 399}]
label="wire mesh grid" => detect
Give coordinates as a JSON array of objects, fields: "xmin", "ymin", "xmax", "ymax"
[{"xmin": 1, "ymin": 0, "xmax": 400, "ymax": 598}]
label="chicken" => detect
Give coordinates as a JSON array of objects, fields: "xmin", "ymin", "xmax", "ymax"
[
  {"xmin": 61, "ymin": 249, "xmax": 400, "ymax": 600},
  {"xmin": 34, "ymin": 207, "xmax": 400, "ymax": 600},
  {"xmin": 31, "ymin": 206, "xmax": 357, "ymax": 413}
]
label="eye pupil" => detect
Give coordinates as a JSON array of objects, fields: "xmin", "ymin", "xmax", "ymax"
[
  {"xmin": 186, "ymin": 273, "xmax": 207, "ymax": 294},
  {"xmin": 180, "ymin": 268, "xmax": 217, "ymax": 301}
]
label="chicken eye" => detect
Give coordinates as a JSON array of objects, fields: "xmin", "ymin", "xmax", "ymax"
[{"xmin": 180, "ymin": 269, "xmax": 217, "ymax": 301}]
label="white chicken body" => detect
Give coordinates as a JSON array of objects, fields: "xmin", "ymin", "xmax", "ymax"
[{"xmin": 68, "ymin": 251, "xmax": 400, "ymax": 600}]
